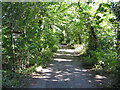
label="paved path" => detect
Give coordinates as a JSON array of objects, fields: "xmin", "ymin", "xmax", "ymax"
[{"xmin": 24, "ymin": 45, "xmax": 98, "ymax": 88}]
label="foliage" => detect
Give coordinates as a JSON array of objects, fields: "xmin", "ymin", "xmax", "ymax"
[
  {"xmin": 2, "ymin": 2, "xmax": 59, "ymax": 87},
  {"xmin": 2, "ymin": 1, "xmax": 120, "ymax": 88}
]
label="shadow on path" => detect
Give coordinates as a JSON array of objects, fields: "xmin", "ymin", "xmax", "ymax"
[{"xmin": 22, "ymin": 45, "xmax": 109, "ymax": 88}]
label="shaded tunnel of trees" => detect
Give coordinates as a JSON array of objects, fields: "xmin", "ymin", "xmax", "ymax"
[{"xmin": 2, "ymin": 1, "xmax": 120, "ymax": 88}]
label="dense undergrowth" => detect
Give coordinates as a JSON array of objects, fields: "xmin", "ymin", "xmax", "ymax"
[
  {"xmin": 2, "ymin": 2, "xmax": 59, "ymax": 87},
  {"xmin": 2, "ymin": 1, "xmax": 120, "ymax": 88}
]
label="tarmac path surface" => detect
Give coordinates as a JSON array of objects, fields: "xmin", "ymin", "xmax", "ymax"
[{"xmin": 23, "ymin": 45, "xmax": 98, "ymax": 88}]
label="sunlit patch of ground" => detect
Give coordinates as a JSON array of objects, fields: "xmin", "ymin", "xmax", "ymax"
[
  {"xmin": 58, "ymin": 49, "xmax": 75, "ymax": 53},
  {"xmin": 74, "ymin": 43, "xmax": 86, "ymax": 55},
  {"xmin": 54, "ymin": 58, "xmax": 72, "ymax": 62}
]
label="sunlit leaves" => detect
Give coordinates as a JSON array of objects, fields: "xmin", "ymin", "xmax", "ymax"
[{"xmin": 2, "ymin": 2, "xmax": 120, "ymax": 87}]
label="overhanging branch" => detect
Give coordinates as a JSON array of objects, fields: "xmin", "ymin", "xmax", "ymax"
[{"xmin": 78, "ymin": 0, "xmax": 83, "ymax": 11}]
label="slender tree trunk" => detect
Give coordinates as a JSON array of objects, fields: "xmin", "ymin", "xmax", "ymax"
[
  {"xmin": 89, "ymin": 26, "xmax": 97, "ymax": 50},
  {"xmin": 11, "ymin": 29, "xmax": 15, "ymax": 72}
]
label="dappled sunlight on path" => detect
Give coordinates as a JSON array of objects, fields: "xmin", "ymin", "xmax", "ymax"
[
  {"xmin": 58, "ymin": 49, "xmax": 75, "ymax": 53},
  {"xmin": 23, "ymin": 45, "xmax": 108, "ymax": 88}
]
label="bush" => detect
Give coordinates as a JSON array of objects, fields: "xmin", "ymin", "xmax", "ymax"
[
  {"xmin": 2, "ymin": 70, "xmax": 19, "ymax": 88},
  {"xmin": 94, "ymin": 48, "xmax": 118, "ymax": 72},
  {"xmin": 51, "ymin": 45, "xmax": 59, "ymax": 52}
]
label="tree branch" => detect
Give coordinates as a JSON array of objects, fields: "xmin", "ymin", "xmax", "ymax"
[{"xmin": 78, "ymin": 0, "xmax": 83, "ymax": 11}]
